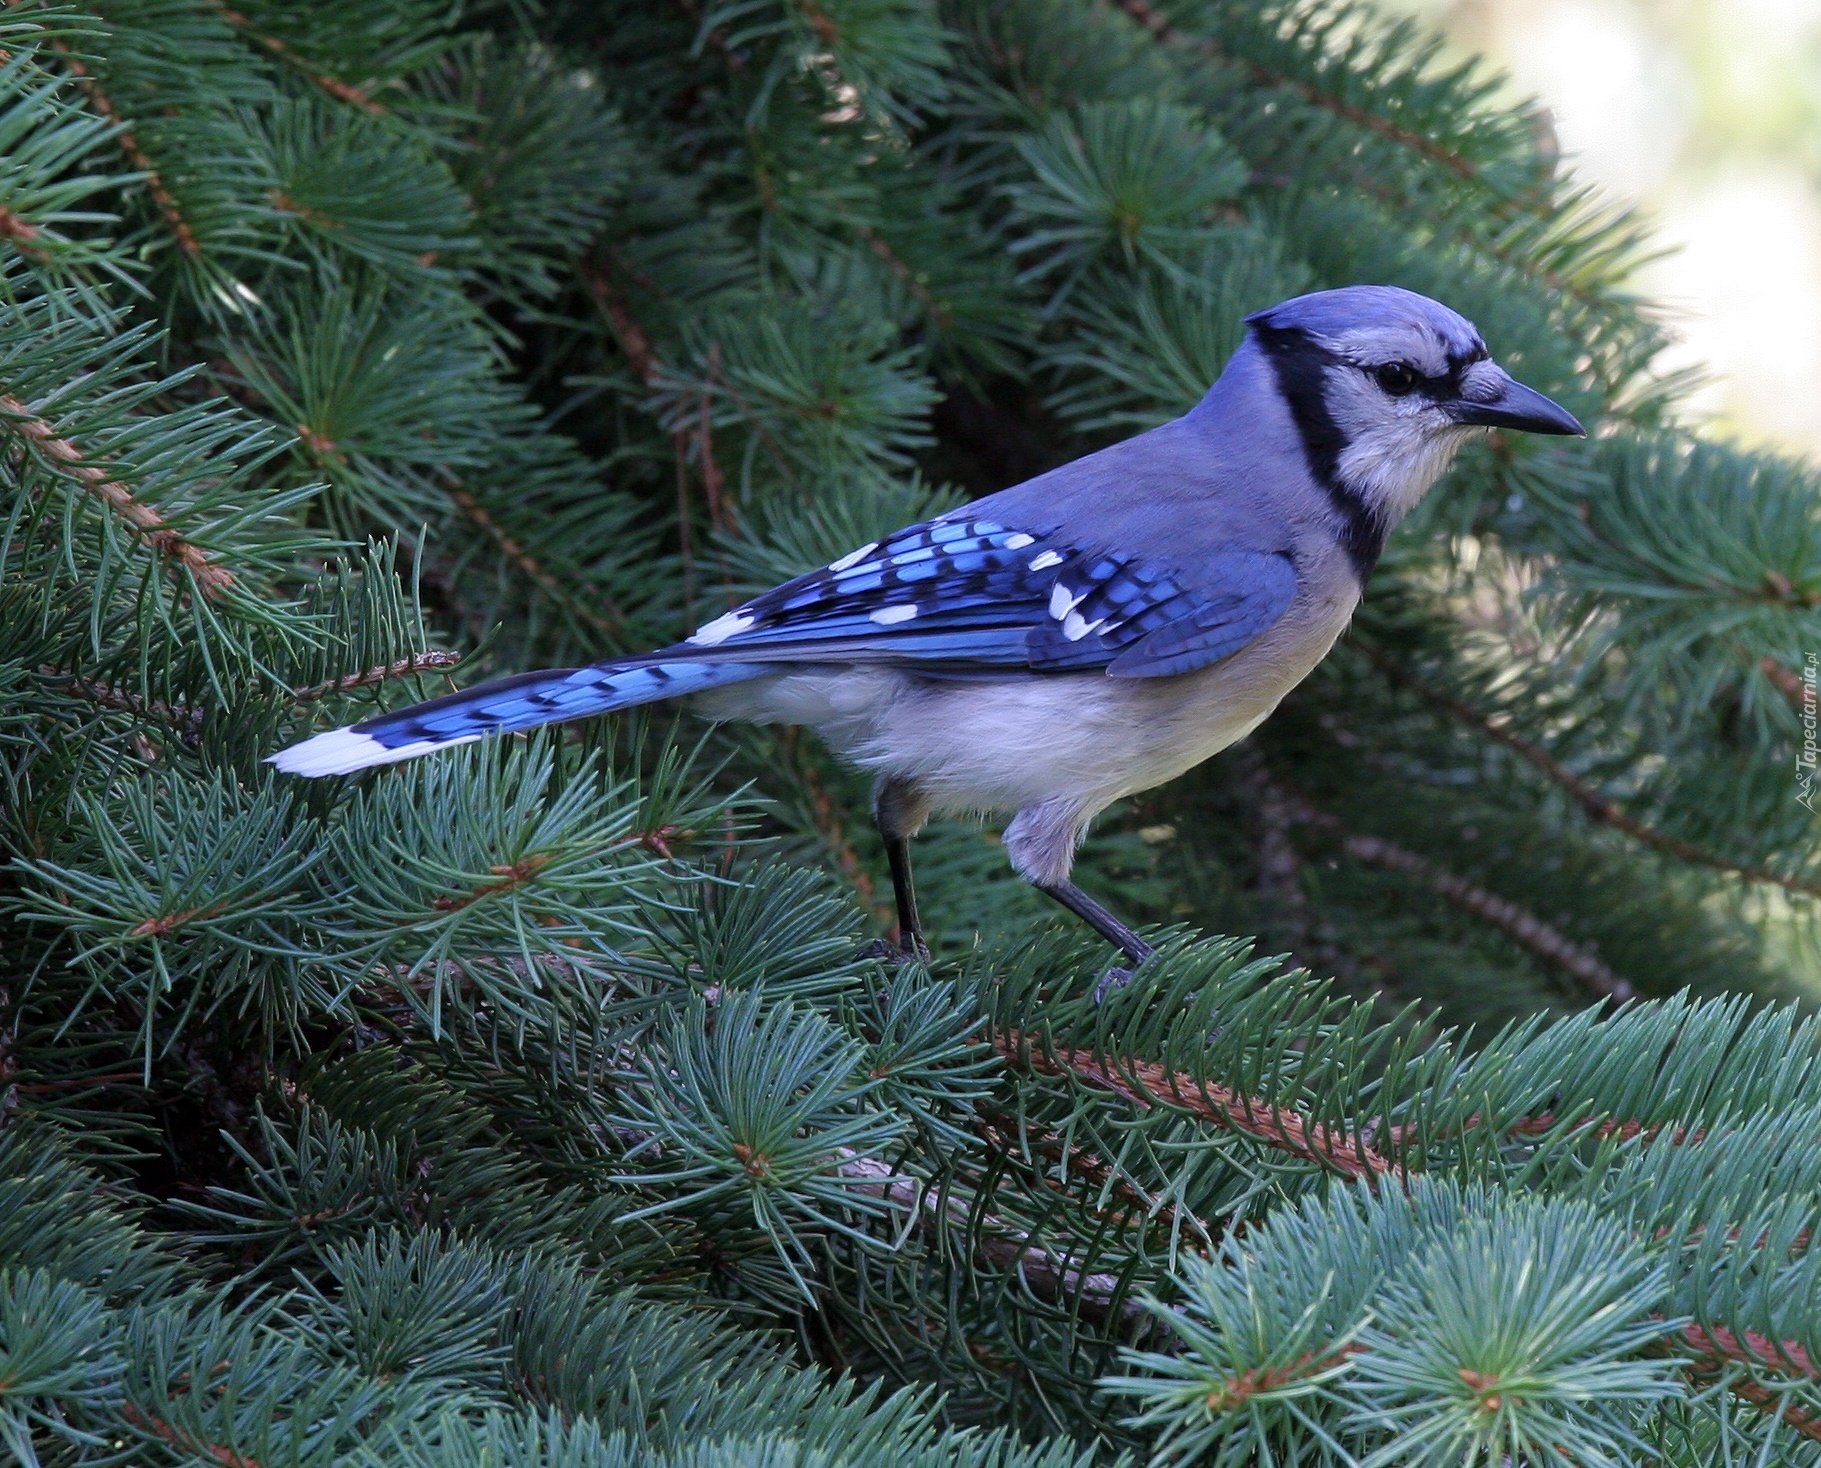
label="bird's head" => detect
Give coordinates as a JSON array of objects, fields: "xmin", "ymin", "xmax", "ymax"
[{"xmin": 1243, "ymin": 285, "xmax": 1584, "ymax": 525}]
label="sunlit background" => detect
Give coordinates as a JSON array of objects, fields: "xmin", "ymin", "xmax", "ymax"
[{"xmin": 1385, "ymin": 0, "xmax": 1821, "ymax": 458}]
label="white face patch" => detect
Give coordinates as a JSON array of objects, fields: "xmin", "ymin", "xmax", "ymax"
[
  {"xmin": 1028, "ymin": 550, "xmax": 1063, "ymax": 571},
  {"xmin": 1320, "ymin": 357, "xmax": 1476, "ymax": 522},
  {"xmin": 869, "ymin": 604, "xmax": 919, "ymax": 625},
  {"xmin": 688, "ymin": 610, "xmax": 755, "ymax": 646},
  {"xmin": 828, "ymin": 542, "xmax": 878, "ymax": 572}
]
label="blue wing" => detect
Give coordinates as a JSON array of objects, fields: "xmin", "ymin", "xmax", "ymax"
[{"xmin": 671, "ymin": 516, "xmax": 1297, "ymax": 680}]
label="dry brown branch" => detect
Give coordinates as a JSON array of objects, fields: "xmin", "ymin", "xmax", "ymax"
[{"xmin": 0, "ymin": 394, "xmax": 234, "ymax": 594}]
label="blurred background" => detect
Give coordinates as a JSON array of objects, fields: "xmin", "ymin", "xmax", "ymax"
[{"xmin": 1386, "ymin": 0, "xmax": 1821, "ymax": 457}]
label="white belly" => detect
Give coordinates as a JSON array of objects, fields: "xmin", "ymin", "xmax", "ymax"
[{"xmin": 691, "ymin": 588, "xmax": 1354, "ymax": 819}]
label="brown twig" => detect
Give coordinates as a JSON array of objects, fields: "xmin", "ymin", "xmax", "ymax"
[
  {"xmin": 38, "ymin": 666, "xmax": 205, "ymax": 744},
  {"xmin": 583, "ymin": 257, "xmax": 736, "ymax": 607},
  {"xmin": 47, "ymin": 44, "xmax": 199, "ymax": 255},
  {"xmin": 1204, "ymin": 1347, "xmax": 1366, "ymax": 1411},
  {"xmin": 1341, "ymin": 832, "xmax": 1630, "ymax": 999},
  {"xmin": 430, "ymin": 854, "xmax": 551, "ymax": 913},
  {"xmin": 0, "ymin": 394, "xmax": 234, "ymax": 595},
  {"xmin": 208, "ymin": 2, "xmax": 384, "ymax": 115},
  {"xmin": 1715, "ymin": 1377, "xmax": 1821, "ymax": 1443},
  {"xmin": 784, "ymin": 728, "xmax": 885, "ymax": 918},
  {"xmin": 1114, "ymin": 0, "xmax": 1480, "ymax": 182},
  {"xmin": 121, "ymin": 1403, "xmax": 262, "ymax": 1468},
  {"xmin": 11, "ymin": 1070, "xmax": 142, "ymax": 1094},
  {"xmin": 0, "ymin": 204, "xmax": 48, "ymax": 261},
  {"xmin": 835, "ymin": 1150, "xmax": 1143, "ymax": 1324},
  {"xmin": 1111, "ymin": 0, "xmax": 1653, "ymax": 320},
  {"xmin": 1362, "ymin": 646, "xmax": 1821, "ymax": 901},
  {"xmin": 1763, "ymin": 655, "xmax": 1814, "ymax": 715},
  {"xmin": 856, "ymin": 225, "xmax": 952, "ymax": 328},
  {"xmin": 582, "ymin": 258, "xmax": 661, "ymax": 384},
  {"xmin": 128, "ymin": 903, "xmax": 225, "ymax": 938},
  {"xmin": 1667, "ymin": 1323, "xmax": 1821, "ymax": 1442},
  {"xmin": 442, "ymin": 481, "xmax": 624, "ymax": 638},
  {"xmin": 291, "ymin": 650, "xmax": 463, "ymax": 703},
  {"xmin": 997, "ymin": 1032, "xmax": 1399, "ymax": 1183}
]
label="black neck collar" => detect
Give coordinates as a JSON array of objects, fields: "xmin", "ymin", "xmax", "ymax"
[{"xmin": 1248, "ymin": 323, "xmax": 1388, "ymax": 585}]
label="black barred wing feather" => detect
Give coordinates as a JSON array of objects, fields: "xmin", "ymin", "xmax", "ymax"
[{"xmin": 676, "ymin": 516, "xmax": 1297, "ymax": 679}]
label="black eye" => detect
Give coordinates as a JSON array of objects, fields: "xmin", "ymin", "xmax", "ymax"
[{"xmin": 1375, "ymin": 362, "xmax": 1420, "ymax": 396}]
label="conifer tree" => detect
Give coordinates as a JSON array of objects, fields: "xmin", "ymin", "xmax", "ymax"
[{"xmin": 1, "ymin": 0, "xmax": 1819, "ymax": 1463}]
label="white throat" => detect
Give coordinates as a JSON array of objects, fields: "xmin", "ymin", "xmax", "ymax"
[
  {"xmin": 1334, "ymin": 419, "xmax": 1475, "ymax": 522},
  {"xmin": 1320, "ymin": 362, "xmax": 1477, "ymax": 523}
]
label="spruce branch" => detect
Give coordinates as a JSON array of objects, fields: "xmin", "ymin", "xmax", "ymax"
[
  {"xmin": 1264, "ymin": 771, "xmax": 1632, "ymax": 1001},
  {"xmin": 1670, "ymin": 1324, "xmax": 1821, "ymax": 1444},
  {"xmin": 38, "ymin": 666, "xmax": 206, "ymax": 744},
  {"xmin": 1760, "ymin": 654, "xmax": 1811, "ymax": 713},
  {"xmin": 290, "ymin": 650, "xmax": 463, "ymax": 703},
  {"xmin": 442, "ymin": 481, "xmax": 624, "ymax": 639},
  {"xmin": 995, "ymin": 1032, "xmax": 1399, "ymax": 1183},
  {"xmin": 120, "ymin": 1402, "xmax": 263, "ymax": 1468},
  {"xmin": 1114, "ymin": 0, "xmax": 1481, "ymax": 183},
  {"xmin": 1364, "ymin": 645, "xmax": 1821, "ymax": 901},
  {"xmin": 1339, "ymin": 832, "xmax": 1630, "ymax": 999},
  {"xmin": 207, "ymin": 1, "xmax": 386, "ymax": 115},
  {"xmin": 0, "ymin": 392, "xmax": 235, "ymax": 595},
  {"xmin": 45, "ymin": 41, "xmax": 199, "ymax": 255}
]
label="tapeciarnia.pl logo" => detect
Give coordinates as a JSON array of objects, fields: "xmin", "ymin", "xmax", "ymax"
[{"xmin": 1799, "ymin": 651, "xmax": 1818, "ymax": 813}]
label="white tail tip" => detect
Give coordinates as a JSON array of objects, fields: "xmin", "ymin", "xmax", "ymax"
[{"xmin": 266, "ymin": 726, "xmax": 483, "ymax": 777}]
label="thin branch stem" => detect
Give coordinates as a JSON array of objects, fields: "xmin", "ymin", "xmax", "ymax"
[
  {"xmin": 208, "ymin": 2, "xmax": 385, "ymax": 115},
  {"xmin": 47, "ymin": 42, "xmax": 200, "ymax": 255},
  {"xmin": 441, "ymin": 480, "xmax": 624, "ymax": 638},
  {"xmin": 1361, "ymin": 644, "xmax": 1821, "ymax": 901},
  {"xmin": 0, "ymin": 393, "xmax": 234, "ymax": 595},
  {"xmin": 38, "ymin": 666, "xmax": 205, "ymax": 743},
  {"xmin": 291, "ymin": 650, "xmax": 462, "ymax": 703},
  {"xmin": 995, "ymin": 1030, "xmax": 1400, "ymax": 1183}
]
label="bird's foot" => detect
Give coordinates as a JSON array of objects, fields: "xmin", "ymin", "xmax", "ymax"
[
  {"xmin": 1093, "ymin": 965, "xmax": 1135, "ymax": 1004},
  {"xmin": 857, "ymin": 934, "xmax": 931, "ymax": 966}
]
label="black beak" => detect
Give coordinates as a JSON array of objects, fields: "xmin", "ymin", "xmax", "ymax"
[{"xmin": 1444, "ymin": 375, "xmax": 1585, "ymax": 437}]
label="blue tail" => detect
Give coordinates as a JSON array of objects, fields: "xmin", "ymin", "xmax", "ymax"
[{"xmin": 268, "ymin": 659, "xmax": 770, "ymax": 776}]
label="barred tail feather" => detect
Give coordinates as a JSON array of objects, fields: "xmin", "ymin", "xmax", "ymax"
[{"xmin": 267, "ymin": 660, "xmax": 770, "ymax": 777}]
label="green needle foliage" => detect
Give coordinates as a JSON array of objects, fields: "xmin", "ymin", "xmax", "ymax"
[{"xmin": 0, "ymin": 0, "xmax": 1817, "ymax": 1463}]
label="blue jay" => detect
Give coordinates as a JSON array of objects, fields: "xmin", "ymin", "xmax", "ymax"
[{"xmin": 271, "ymin": 286, "xmax": 1582, "ymax": 968}]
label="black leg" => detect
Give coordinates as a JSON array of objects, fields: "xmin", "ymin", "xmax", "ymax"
[
  {"xmin": 1036, "ymin": 880, "xmax": 1153, "ymax": 1000},
  {"xmin": 883, "ymin": 832, "xmax": 930, "ymax": 960},
  {"xmin": 860, "ymin": 777, "xmax": 933, "ymax": 963}
]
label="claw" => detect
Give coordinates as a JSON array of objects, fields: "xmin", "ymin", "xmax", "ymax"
[
  {"xmin": 857, "ymin": 935, "xmax": 930, "ymax": 965},
  {"xmin": 1093, "ymin": 965, "xmax": 1135, "ymax": 1004}
]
